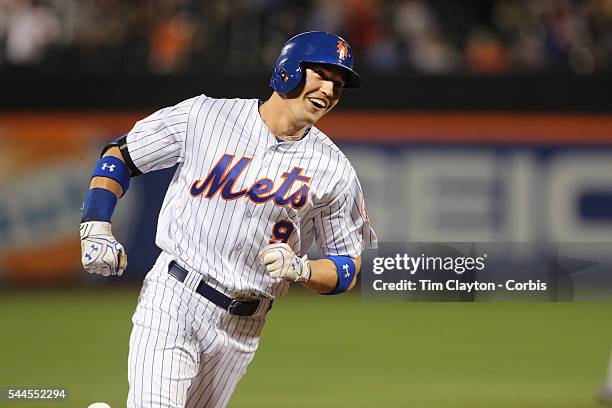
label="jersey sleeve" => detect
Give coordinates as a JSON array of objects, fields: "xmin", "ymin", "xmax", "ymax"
[
  {"xmin": 314, "ymin": 172, "xmax": 378, "ymax": 258},
  {"xmin": 124, "ymin": 96, "xmax": 197, "ymax": 174}
]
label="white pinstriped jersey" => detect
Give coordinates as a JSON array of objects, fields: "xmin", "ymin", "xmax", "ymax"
[{"xmin": 125, "ymin": 95, "xmax": 377, "ymax": 299}]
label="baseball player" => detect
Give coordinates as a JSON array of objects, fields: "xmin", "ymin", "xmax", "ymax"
[{"xmin": 79, "ymin": 31, "xmax": 376, "ymax": 408}]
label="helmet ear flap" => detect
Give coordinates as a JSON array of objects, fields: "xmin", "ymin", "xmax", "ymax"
[{"xmin": 271, "ymin": 63, "xmax": 303, "ymax": 94}]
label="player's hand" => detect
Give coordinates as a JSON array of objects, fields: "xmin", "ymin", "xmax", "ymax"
[
  {"xmin": 80, "ymin": 221, "xmax": 128, "ymax": 276},
  {"xmin": 258, "ymin": 243, "xmax": 311, "ymax": 283}
]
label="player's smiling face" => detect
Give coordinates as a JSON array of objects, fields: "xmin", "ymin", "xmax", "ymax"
[{"xmin": 293, "ymin": 64, "xmax": 346, "ymax": 124}]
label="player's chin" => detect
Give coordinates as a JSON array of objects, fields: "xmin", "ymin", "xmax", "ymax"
[
  {"xmin": 303, "ymin": 105, "xmax": 328, "ymax": 123},
  {"xmin": 309, "ymin": 109, "xmax": 326, "ymax": 121}
]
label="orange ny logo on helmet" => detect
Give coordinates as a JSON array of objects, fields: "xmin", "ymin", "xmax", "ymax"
[{"xmin": 337, "ymin": 40, "xmax": 349, "ymax": 61}]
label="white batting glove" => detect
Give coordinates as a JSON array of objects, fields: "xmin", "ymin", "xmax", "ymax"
[
  {"xmin": 258, "ymin": 243, "xmax": 311, "ymax": 283},
  {"xmin": 80, "ymin": 221, "xmax": 127, "ymax": 277}
]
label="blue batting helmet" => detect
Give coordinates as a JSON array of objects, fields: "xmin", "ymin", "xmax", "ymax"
[{"xmin": 270, "ymin": 31, "xmax": 362, "ymax": 94}]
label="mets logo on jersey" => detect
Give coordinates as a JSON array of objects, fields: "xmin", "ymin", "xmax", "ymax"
[
  {"xmin": 337, "ymin": 40, "xmax": 349, "ymax": 61},
  {"xmin": 190, "ymin": 154, "xmax": 311, "ymax": 209}
]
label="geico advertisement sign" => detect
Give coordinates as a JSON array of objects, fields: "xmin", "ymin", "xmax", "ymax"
[{"xmin": 347, "ymin": 148, "xmax": 612, "ymax": 243}]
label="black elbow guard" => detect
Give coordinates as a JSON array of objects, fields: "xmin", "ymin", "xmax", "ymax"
[{"xmin": 101, "ymin": 135, "xmax": 142, "ymax": 176}]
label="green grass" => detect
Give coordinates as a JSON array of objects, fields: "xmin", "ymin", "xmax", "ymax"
[{"xmin": 0, "ymin": 289, "xmax": 611, "ymax": 407}]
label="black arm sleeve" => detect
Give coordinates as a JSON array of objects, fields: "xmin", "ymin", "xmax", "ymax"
[{"xmin": 100, "ymin": 135, "xmax": 142, "ymax": 176}]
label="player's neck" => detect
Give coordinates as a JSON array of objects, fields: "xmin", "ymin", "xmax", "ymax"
[{"xmin": 259, "ymin": 95, "xmax": 310, "ymax": 141}]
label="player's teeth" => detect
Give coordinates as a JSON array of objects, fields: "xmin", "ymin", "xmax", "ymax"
[{"xmin": 309, "ymin": 98, "xmax": 326, "ymax": 108}]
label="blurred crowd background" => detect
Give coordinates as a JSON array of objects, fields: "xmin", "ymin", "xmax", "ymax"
[{"xmin": 1, "ymin": 0, "xmax": 612, "ymax": 76}]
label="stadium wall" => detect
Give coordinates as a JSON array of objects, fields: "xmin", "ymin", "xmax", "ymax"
[{"xmin": 1, "ymin": 112, "xmax": 611, "ymax": 284}]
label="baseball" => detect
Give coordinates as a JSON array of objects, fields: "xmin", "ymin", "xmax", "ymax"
[{"xmin": 88, "ymin": 403, "xmax": 111, "ymax": 408}]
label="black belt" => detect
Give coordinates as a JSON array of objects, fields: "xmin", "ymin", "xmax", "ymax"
[{"xmin": 168, "ymin": 261, "xmax": 272, "ymax": 317}]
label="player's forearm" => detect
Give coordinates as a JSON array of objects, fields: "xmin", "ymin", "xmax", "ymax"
[
  {"xmin": 303, "ymin": 257, "xmax": 361, "ymax": 294},
  {"xmin": 89, "ymin": 147, "xmax": 125, "ymax": 198},
  {"xmin": 81, "ymin": 146, "xmax": 131, "ymax": 224},
  {"xmin": 80, "ymin": 147, "xmax": 130, "ymax": 277}
]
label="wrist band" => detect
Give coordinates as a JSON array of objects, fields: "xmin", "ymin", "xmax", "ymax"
[
  {"xmin": 81, "ymin": 188, "xmax": 117, "ymax": 222},
  {"xmin": 324, "ymin": 256, "xmax": 356, "ymax": 295},
  {"xmin": 92, "ymin": 156, "xmax": 130, "ymax": 196}
]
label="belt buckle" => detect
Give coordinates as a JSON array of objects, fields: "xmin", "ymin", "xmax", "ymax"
[
  {"xmin": 228, "ymin": 298, "xmax": 260, "ymax": 316},
  {"xmin": 227, "ymin": 299, "xmax": 241, "ymax": 314}
]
